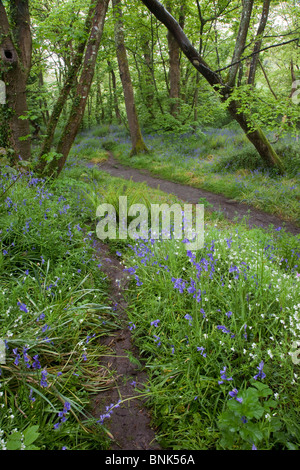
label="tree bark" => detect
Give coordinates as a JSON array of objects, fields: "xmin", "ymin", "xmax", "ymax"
[
  {"xmin": 0, "ymin": 0, "xmax": 32, "ymax": 162},
  {"xmin": 227, "ymin": 0, "xmax": 253, "ymax": 88},
  {"xmin": 141, "ymin": 37, "xmax": 155, "ymax": 114},
  {"xmin": 45, "ymin": 0, "xmax": 110, "ymax": 177},
  {"xmin": 108, "ymin": 60, "xmax": 122, "ymax": 123},
  {"xmin": 37, "ymin": 1, "xmax": 95, "ymax": 169},
  {"xmin": 166, "ymin": 2, "xmax": 185, "ymax": 117},
  {"xmin": 247, "ymin": 0, "xmax": 271, "ymax": 86},
  {"xmin": 95, "ymin": 77, "xmax": 105, "ymax": 124},
  {"xmin": 140, "ymin": 0, "xmax": 284, "ymax": 172},
  {"xmin": 112, "ymin": 0, "xmax": 148, "ymax": 156}
]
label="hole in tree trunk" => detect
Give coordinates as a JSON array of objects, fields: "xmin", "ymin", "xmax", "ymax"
[{"xmin": 4, "ymin": 50, "xmax": 13, "ymax": 60}]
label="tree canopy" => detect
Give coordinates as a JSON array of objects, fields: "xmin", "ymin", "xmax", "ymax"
[{"xmin": 0, "ymin": 0, "xmax": 299, "ymax": 174}]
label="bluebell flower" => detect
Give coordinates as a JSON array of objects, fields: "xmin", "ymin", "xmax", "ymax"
[
  {"xmin": 184, "ymin": 314, "xmax": 193, "ymax": 326},
  {"xmin": 13, "ymin": 348, "xmax": 20, "ymax": 366},
  {"xmin": 40, "ymin": 369, "xmax": 48, "ymax": 388},
  {"xmin": 29, "ymin": 389, "xmax": 35, "ymax": 402},
  {"xmin": 17, "ymin": 302, "xmax": 28, "ymax": 313},
  {"xmin": 218, "ymin": 366, "xmax": 233, "ymax": 384},
  {"xmin": 32, "ymin": 355, "xmax": 41, "ymax": 369},
  {"xmin": 253, "ymin": 361, "xmax": 266, "ymax": 380},
  {"xmin": 197, "ymin": 346, "xmax": 206, "ymax": 357},
  {"xmin": 153, "ymin": 334, "xmax": 161, "ymax": 346},
  {"xmin": 228, "ymin": 388, "xmax": 243, "ymax": 403}
]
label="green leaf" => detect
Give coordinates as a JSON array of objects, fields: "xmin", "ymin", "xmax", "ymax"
[
  {"xmin": 251, "ymin": 381, "xmax": 272, "ymax": 397},
  {"xmin": 286, "ymin": 442, "xmax": 299, "ymax": 450},
  {"xmin": 6, "ymin": 432, "xmax": 22, "ymax": 450},
  {"xmin": 23, "ymin": 425, "xmax": 40, "ymax": 447}
]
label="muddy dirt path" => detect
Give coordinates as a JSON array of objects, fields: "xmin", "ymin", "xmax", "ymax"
[
  {"xmin": 91, "ymin": 240, "xmax": 161, "ymax": 450},
  {"xmin": 96, "ymin": 152, "xmax": 300, "ymax": 236}
]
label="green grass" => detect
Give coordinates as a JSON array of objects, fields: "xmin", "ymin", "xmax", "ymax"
[
  {"xmin": 118, "ymin": 221, "xmax": 300, "ymax": 450},
  {"xmin": 0, "ymin": 164, "xmax": 121, "ymax": 450}
]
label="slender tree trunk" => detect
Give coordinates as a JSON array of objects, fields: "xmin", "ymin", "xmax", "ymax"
[
  {"xmin": 45, "ymin": 0, "xmax": 110, "ymax": 177},
  {"xmin": 247, "ymin": 0, "xmax": 271, "ymax": 86},
  {"xmin": 140, "ymin": 0, "xmax": 284, "ymax": 172},
  {"xmin": 107, "ymin": 70, "xmax": 113, "ymax": 124},
  {"xmin": 0, "ymin": 0, "xmax": 32, "ymax": 162},
  {"xmin": 112, "ymin": 0, "xmax": 148, "ymax": 156},
  {"xmin": 166, "ymin": 2, "xmax": 185, "ymax": 118},
  {"xmin": 227, "ymin": 0, "xmax": 254, "ymax": 87},
  {"xmin": 37, "ymin": 1, "xmax": 94, "ymax": 170},
  {"xmin": 167, "ymin": 30, "xmax": 181, "ymax": 117},
  {"xmin": 95, "ymin": 72, "xmax": 105, "ymax": 124},
  {"xmin": 38, "ymin": 71, "xmax": 50, "ymax": 127},
  {"xmin": 107, "ymin": 60, "xmax": 122, "ymax": 124},
  {"xmin": 142, "ymin": 38, "xmax": 155, "ymax": 113}
]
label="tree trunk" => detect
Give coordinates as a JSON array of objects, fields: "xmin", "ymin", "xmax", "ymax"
[
  {"xmin": 227, "ymin": 0, "xmax": 254, "ymax": 87},
  {"xmin": 0, "ymin": 0, "xmax": 32, "ymax": 162},
  {"xmin": 37, "ymin": 1, "xmax": 94, "ymax": 170},
  {"xmin": 140, "ymin": 0, "xmax": 284, "ymax": 173},
  {"xmin": 112, "ymin": 0, "xmax": 148, "ymax": 156},
  {"xmin": 108, "ymin": 60, "xmax": 122, "ymax": 124},
  {"xmin": 247, "ymin": 0, "xmax": 271, "ymax": 86},
  {"xmin": 45, "ymin": 0, "xmax": 110, "ymax": 177},
  {"xmin": 95, "ymin": 75, "xmax": 105, "ymax": 124},
  {"xmin": 166, "ymin": 2, "xmax": 185, "ymax": 118},
  {"xmin": 142, "ymin": 38, "xmax": 155, "ymax": 113}
]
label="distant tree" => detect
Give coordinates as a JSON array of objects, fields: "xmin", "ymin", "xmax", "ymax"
[
  {"xmin": 112, "ymin": 0, "xmax": 148, "ymax": 156},
  {"xmin": 140, "ymin": 0, "xmax": 286, "ymax": 172}
]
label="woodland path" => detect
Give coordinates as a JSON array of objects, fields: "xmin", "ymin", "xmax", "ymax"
[{"xmin": 95, "ymin": 152, "xmax": 300, "ymax": 236}]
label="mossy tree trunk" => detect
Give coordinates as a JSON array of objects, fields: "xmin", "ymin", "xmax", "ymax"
[
  {"xmin": 108, "ymin": 60, "xmax": 122, "ymax": 124},
  {"xmin": 112, "ymin": 0, "xmax": 148, "ymax": 156},
  {"xmin": 37, "ymin": 1, "xmax": 95, "ymax": 173},
  {"xmin": 44, "ymin": 0, "xmax": 110, "ymax": 178},
  {"xmin": 0, "ymin": 0, "xmax": 32, "ymax": 162},
  {"xmin": 166, "ymin": 2, "xmax": 186, "ymax": 118}
]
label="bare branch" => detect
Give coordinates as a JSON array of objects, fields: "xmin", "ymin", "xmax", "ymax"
[{"xmin": 214, "ymin": 38, "xmax": 299, "ymax": 74}]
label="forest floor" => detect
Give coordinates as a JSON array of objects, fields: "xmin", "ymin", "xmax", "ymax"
[
  {"xmin": 88, "ymin": 151, "xmax": 300, "ymax": 450},
  {"xmin": 98, "ymin": 152, "xmax": 300, "ymax": 236}
]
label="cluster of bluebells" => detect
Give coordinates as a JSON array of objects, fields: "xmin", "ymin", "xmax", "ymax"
[
  {"xmin": 97, "ymin": 400, "xmax": 121, "ymax": 425},
  {"xmin": 54, "ymin": 402, "xmax": 71, "ymax": 429}
]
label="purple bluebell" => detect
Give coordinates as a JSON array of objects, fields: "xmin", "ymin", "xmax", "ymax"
[
  {"xmin": 228, "ymin": 388, "xmax": 243, "ymax": 403},
  {"xmin": 40, "ymin": 369, "xmax": 48, "ymax": 388},
  {"xmin": 184, "ymin": 314, "xmax": 193, "ymax": 326},
  {"xmin": 17, "ymin": 302, "xmax": 28, "ymax": 313},
  {"xmin": 253, "ymin": 361, "xmax": 266, "ymax": 380},
  {"xmin": 218, "ymin": 366, "xmax": 233, "ymax": 384}
]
